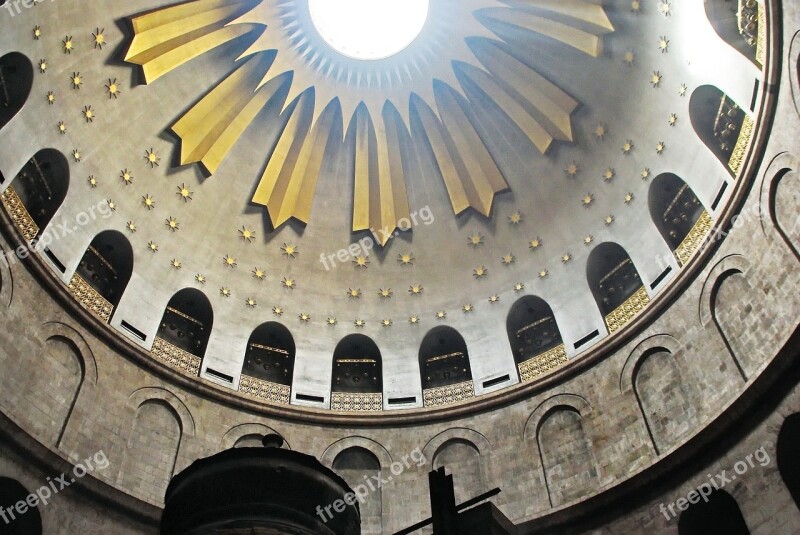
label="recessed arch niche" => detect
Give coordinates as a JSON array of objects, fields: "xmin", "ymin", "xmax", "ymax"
[
  {"xmin": 587, "ymin": 242, "xmax": 648, "ymax": 333},
  {"xmin": 331, "ymin": 334, "xmax": 383, "ymax": 412},
  {"xmin": 419, "ymin": 326, "xmax": 474, "ymax": 407},
  {"xmin": 649, "ymin": 173, "xmax": 712, "ymax": 266}
]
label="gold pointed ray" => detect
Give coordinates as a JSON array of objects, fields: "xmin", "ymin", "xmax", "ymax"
[
  {"xmin": 414, "ymin": 90, "xmax": 509, "ymax": 218},
  {"xmin": 459, "ymin": 41, "xmax": 579, "ymax": 154},
  {"xmin": 125, "ymin": 0, "xmax": 260, "ymax": 83},
  {"xmin": 483, "ymin": 0, "xmax": 613, "ymax": 57},
  {"xmin": 252, "ymin": 92, "xmax": 338, "ymax": 227},
  {"xmin": 352, "ymin": 104, "xmax": 411, "ymax": 246},
  {"xmin": 172, "ymin": 54, "xmax": 289, "ymax": 175}
]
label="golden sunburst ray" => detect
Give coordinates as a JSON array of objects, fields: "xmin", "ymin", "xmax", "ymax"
[
  {"xmin": 251, "ymin": 90, "xmax": 339, "ymax": 227},
  {"xmin": 124, "ymin": 0, "xmax": 262, "ymax": 83},
  {"xmin": 171, "ymin": 53, "xmax": 290, "ymax": 174},
  {"xmin": 124, "ymin": 0, "xmax": 613, "ymax": 245}
]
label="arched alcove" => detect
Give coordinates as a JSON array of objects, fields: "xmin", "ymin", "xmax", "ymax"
[
  {"xmin": 678, "ymin": 488, "xmax": 750, "ymax": 534},
  {"xmin": 689, "ymin": 85, "xmax": 751, "ymax": 176},
  {"xmin": 633, "ymin": 347, "xmax": 697, "ymax": 454},
  {"xmin": 587, "ymin": 242, "xmax": 648, "ymax": 333},
  {"xmin": 240, "ymin": 322, "xmax": 295, "ymax": 405},
  {"xmin": 71, "ymin": 230, "xmax": 134, "ymax": 322},
  {"xmin": 333, "ymin": 447, "xmax": 382, "ymax": 534},
  {"xmin": 419, "ymin": 326, "xmax": 474, "ymax": 407},
  {"xmin": 119, "ymin": 400, "xmax": 182, "ymax": 504},
  {"xmin": 710, "ymin": 269, "xmax": 760, "ymax": 380},
  {"xmin": 767, "ymin": 168, "xmax": 800, "ymax": 260},
  {"xmin": 0, "ymin": 477, "xmax": 42, "ymax": 534},
  {"xmin": 432, "ymin": 438, "xmax": 484, "ymax": 504},
  {"xmin": 2, "ymin": 149, "xmax": 69, "ymax": 241},
  {"xmin": 649, "ymin": 173, "xmax": 711, "ymax": 266},
  {"xmin": 331, "ymin": 334, "xmax": 383, "ymax": 412},
  {"xmin": 0, "ymin": 52, "xmax": 34, "ymax": 132},
  {"xmin": 704, "ymin": 0, "xmax": 762, "ymax": 66},
  {"xmin": 777, "ymin": 413, "xmax": 800, "ymax": 510},
  {"xmin": 154, "ymin": 288, "xmax": 213, "ymax": 376},
  {"xmin": 507, "ymin": 295, "xmax": 566, "ymax": 382},
  {"xmin": 537, "ymin": 407, "xmax": 597, "ymax": 507}
]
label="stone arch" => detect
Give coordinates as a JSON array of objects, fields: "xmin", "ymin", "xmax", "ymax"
[
  {"xmin": 126, "ymin": 387, "xmax": 195, "ymax": 437},
  {"xmin": 320, "ymin": 436, "xmax": 393, "ymax": 469},
  {"xmin": 0, "ymin": 244, "xmax": 14, "ymax": 310},
  {"xmin": 333, "ymin": 447, "xmax": 383, "ymax": 534},
  {"xmin": 678, "ymin": 488, "xmax": 750, "ymax": 534},
  {"xmin": 220, "ymin": 423, "xmax": 291, "ymax": 450},
  {"xmin": 524, "ymin": 394, "xmax": 598, "ymax": 507},
  {"xmin": 757, "ymin": 152, "xmax": 800, "ymax": 261},
  {"xmin": 0, "ymin": 477, "xmax": 42, "ymax": 534},
  {"xmin": 790, "ymin": 31, "xmax": 800, "ymax": 119},
  {"xmin": 0, "ymin": 52, "xmax": 34, "ymax": 133},
  {"xmin": 699, "ymin": 254, "xmax": 757, "ymax": 380},
  {"xmin": 321, "ymin": 436, "xmax": 392, "ymax": 535},
  {"xmin": 119, "ymin": 399, "xmax": 183, "ymax": 504},
  {"xmin": 620, "ymin": 335, "xmax": 698, "ymax": 455},
  {"xmin": 424, "ymin": 428, "xmax": 490, "ymax": 504},
  {"xmin": 119, "ymin": 388, "xmax": 194, "ymax": 503},
  {"xmin": 38, "ymin": 322, "xmax": 98, "ymax": 449}
]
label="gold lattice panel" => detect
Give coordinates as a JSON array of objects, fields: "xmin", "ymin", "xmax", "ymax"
[
  {"xmin": 1, "ymin": 186, "xmax": 38, "ymax": 242},
  {"xmin": 728, "ymin": 115, "xmax": 754, "ymax": 176},
  {"xmin": 423, "ymin": 380, "xmax": 475, "ymax": 407},
  {"xmin": 238, "ymin": 375, "xmax": 291, "ymax": 405},
  {"xmin": 151, "ymin": 337, "xmax": 202, "ymax": 377},
  {"xmin": 518, "ymin": 344, "xmax": 568, "ymax": 382},
  {"xmin": 330, "ymin": 391, "xmax": 383, "ymax": 412},
  {"xmin": 756, "ymin": 1, "xmax": 766, "ymax": 67},
  {"xmin": 68, "ymin": 273, "xmax": 113, "ymax": 322},
  {"xmin": 605, "ymin": 286, "xmax": 650, "ymax": 334},
  {"xmin": 675, "ymin": 211, "xmax": 714, "ymax": 266}
]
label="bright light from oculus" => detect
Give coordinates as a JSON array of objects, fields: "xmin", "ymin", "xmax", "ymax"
[{"xmin": 308, "ymin": 0, "xmax": 430, "ymax": 60}]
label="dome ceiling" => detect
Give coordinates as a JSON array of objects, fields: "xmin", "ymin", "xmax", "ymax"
[{"xmin": 0, "ymin": 0, "xmax": 769, "ymax": 416}]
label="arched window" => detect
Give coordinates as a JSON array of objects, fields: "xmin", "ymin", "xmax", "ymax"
[
  {"xmin": 587, "ymin": 243, "xmax": 649, "ymax": 333},
  {"xmin": 649, "ymin": 173, "xmax": 712, "ymax": 266},
  {"xmin": 507, "ymin": 296, "xmax": 566, "ymax": 382},
  {"xmin": 153, "ymin": 289, "xmax": 213, "ymax": 376},
  {"xmin": 240, "ymin": 322, "xmax": 295, "ymax": 405},
  {"xmin": 689, "ymin": 85, "xmax": 751, "ymax": 176},
  {"xmin": 678, "ymin": 488, "xmax": 750, "ymax": 534},
  {"xmin": 704, "ymin": 0, "xmax": 762, "ymax": 66},
  {"xmin": 778, "ymin": 413, "xmax": 800, "ymax": 510},
  {"xmin": 0, "ymin": 477, "xmax": 42, "ymax": 534},
  {"xmin": 0, "ymin": 52, "xmax": 34, "ymax": 132},
  {"xmin": 331, "ymin": 334, "xmax": 383, "ymax": 412},
  {"xmin": 70, "ymin": 231, "xmax": 134, "ymax": 322},
  {"xmin": 419, "ymin": 326, "xmax": 474, "ymax": 406},
  {"xmin": 1, "ymin": 149, "xmax": 69, "ymax": 241}
]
